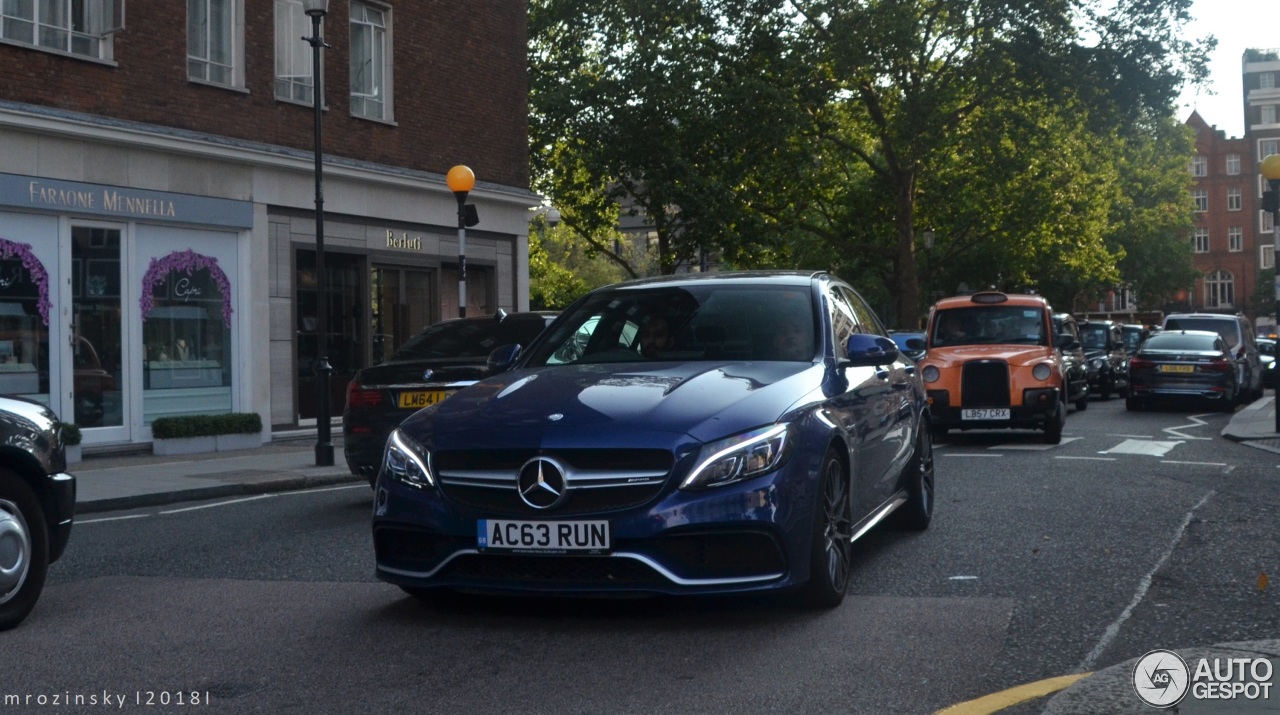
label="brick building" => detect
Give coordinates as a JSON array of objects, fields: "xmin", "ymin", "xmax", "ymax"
[{"xmin": 0, "ymin": 0, "xmax": 536, "ymax": 451}]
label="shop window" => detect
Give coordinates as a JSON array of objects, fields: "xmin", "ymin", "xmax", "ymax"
[
  {"xmin": 140, "ymin": 250, "xmax": 233, "ymax": 424},
  {"xmin": 0, "ymin": 239, "xmax": 51, "ymax": 405}
]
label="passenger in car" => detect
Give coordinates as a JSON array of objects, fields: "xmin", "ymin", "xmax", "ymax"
[
  {"xmin": 772, "ymin": 315, "xmax": 811, "ymax": 361},
  {"xmin": 937, "ymin": 314, "xmax": 970, "ymax": 344},
  {"xmin": 639, "ymin": 315, "xmax": 675, "ymax": 358}
]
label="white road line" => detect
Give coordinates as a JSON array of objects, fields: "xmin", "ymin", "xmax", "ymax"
[
  {"xmin": 160, "ymin": 494, "xmax": 275, "ymax": 514},
  {"xmin": 76, "ymin": 514, "xmax": 149, "ymax": 524},
  {"xmin": 1113, "ymin": 434, "xmax": 1154, "ymax": 439},
  {"xmin": 1160, "ymin": 460, "xmax": 1228, "ymax": 467},
  {"xmin": 991, "ymin": 437, "xmax": 1082, "ymax": 451},
  {"xmin": 1162, "ymin": 414, "xmax": 1214, "ymax": 440},
  {"xmin": 942, "ymin": 453, "xmax": 1004, "ymax": 458},
  {"xmin": 274, "ymin": 484, "xmax": 366, "ymax": 495},
  {"xmin": 1054, "ymin": 456, "xmax": 1117, "ymax": 461},
  {"xmin": 1100, "ymin": 439, "xmax": 1183, "ymax": 457},
  {"xmin": 1078, "ymin": 490, "xmax": 1215, "ymax": 672}
]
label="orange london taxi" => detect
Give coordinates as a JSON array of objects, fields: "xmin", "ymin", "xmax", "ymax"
[{"xmin": 919, "ymin": 291, "xmax": 1071, "ymax": 444}]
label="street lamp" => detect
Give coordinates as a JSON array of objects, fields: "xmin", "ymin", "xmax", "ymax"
[
  {"xmin": 1261, "ymin": 154, "xmax": 1280, "ymax": 431},
  {"xmin": 447, "ymin": 165, "xmax": 478, "ymax": 317},
  {"xmin": 303, "ymin": 0, "xmax": 333, "ymax": 466}
]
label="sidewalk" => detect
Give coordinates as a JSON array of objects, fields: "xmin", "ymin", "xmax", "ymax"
[{"xmin": 71, "ymin": 432, "xmax": 364, "ymax": 514}]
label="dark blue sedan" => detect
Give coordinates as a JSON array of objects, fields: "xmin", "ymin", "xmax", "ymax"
[{"xmin": 372, "ymin": 271, "xmax": 934, "ymax": 608}]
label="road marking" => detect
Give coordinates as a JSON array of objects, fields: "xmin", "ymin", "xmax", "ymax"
[
  {"xmin": 1162, "ymin": 413, "xmax": 1214, "ymax": 440},
  {"xmin": 1077, "ymin": 490, "xmax": 1215, "ymax": 671},
  {"xmin": 933, "ymin": 673, "xmax": 1091, "ymax": 715},
  {"xmin": 990, "ymin": 437, "xmax": 1081, "ymax": 451},
  {"xmin": 1114, "ymin": 434, "xmax": 1154, "ymax": 438},
  {"xmin": 76, "ymin": 514, "xmax": 148, "ymax": 524},
  {"xmin": 1055, "ymin": 456, "xmax": 1116, "ymax": 461},
  {"xmin": 274, "ymin": 484, "xmax": 366, "ymax": 495},
  {"xmin": 160, "ymin": 494, "xmax": 276, "ymax": 514},
  {"xmin": 942, "ymin": 453, "xmax": 1004, "ymax": 458},
  {"xmin": 1160, "ymin": 460, "xmax": 1227, "ymax": 467},
  {"xmin": 948, "ymin": 575, "xmax": 978, "ymax": 581},
  {"xmin": 1100, "ymin": 439, "xmax": 1183, "ymax": 457}
]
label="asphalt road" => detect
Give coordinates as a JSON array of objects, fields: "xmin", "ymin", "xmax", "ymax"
[{"xmin": 8, "ymin": 397, "xmax": 1277, "ymax": 714}]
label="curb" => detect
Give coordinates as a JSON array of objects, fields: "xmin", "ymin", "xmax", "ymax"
[{"xmin": 75, "ymin": 472, "xmax": 367, "ymax": 515}]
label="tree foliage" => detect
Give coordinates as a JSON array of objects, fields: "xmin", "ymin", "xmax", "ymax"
[{"xmin": 529, "ymin": 0, "xmax": 1213, "ymax": 327}]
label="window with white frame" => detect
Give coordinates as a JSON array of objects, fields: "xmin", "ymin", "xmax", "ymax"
[
  {"xmin": 349, "ymin": 2, "xmax": 390, "ymax": 121},
  {"xmin": 1191, "ymin": 155, "xmax": 1207, "ymax": 177},
  {"xmin": 1204, "ymin": 270, "xmax": 1234, "ymax": 309},
  {"xmin": 1194, "ymin": 227, "xmax": 1209, "ymax": 253},
  {"xmin": 1264, "ymin": 210, "xmax": 1275, "ymax": 233},
  {"xmin": 1, "ymin": 0, "xmax": 121, "ymax": 59},
  {"xmin": 274, "ymin": 0, "xmax": 313, "ymax": 103},
  {"xmin": 1263, "ymin": 73, "xmax": 1277, "ymax": 90},
  {"xmin": 1229, "ymin": 226, "xmax": 1243, "ymax": 252},
  {"xmin": 1261, "ymin": 139, "xmax": 1280, "ymax": 161},
  {"xmin": 1193, "ymin": 188, "xmax": 1208, "ymax": 212},
  {"xmin": 1266, "ymin": 105, "xmax": 1278, "ymax": 126},
  {"xmin": 1228, "ymin": 187, "xmax": 1242, "ymax": 211},
  {"xmin": 1227, "ymin": 154, "xmax": 1241, "ymax": 175},
  {"xmin": 188, "ymin": 0, "xmax": 242, "ymax": 87},
  {"xmin": 1263, "ymin": 243, "xmax": 1275, "ymax": 270}
]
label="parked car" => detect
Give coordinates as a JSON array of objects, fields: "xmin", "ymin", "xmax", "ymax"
[
  {"xmin": 0, "ymin": 395, "xmax": 76, "ymax": 631},
  {"xmin": 1077, "ymin": 319, "xmax": 1130, "ymax": 400},
  {"xmin": 919, "ymin": 291, "xmax": 1073, "ymax": 443},
  {"xmin": 1161, "ymin": 313, "xmax": 1262, "ymax": 403},
  {"xmin": 1051, "ymin": 313, "xmax": 1090, "ymax": 410},
  {"xmin": 1121, "ymin": 324, "xmax": 1150, "ymax": 353},
  {"xmin": 343, "ymin": 311, "xmax": 557, "ymax": 486},
  {"xmin": 1259, "ymin": 337, "xmax": 1276, "ymax": 389},
  {"xmin": 888, "ymin": 330, "xmax": 927, "ymax": 361},
  {"xmin": 372, "ymin": 271, "xmax": 933, "ymax": 608},
  {"xmin": 1126, "ymin": 330, "xmax": 1239, "ymax": 412}
]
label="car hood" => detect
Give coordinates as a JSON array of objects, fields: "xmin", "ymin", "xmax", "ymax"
[
  {"xmin": 355, "ymin": 358, "xmax": 490, "ymax": 386},
  {"xmin": 399, "ymin": 360, "xmax": 823, "ymax": 448},
  {"xmin": 1083, "ymin": 348, "xmax": 1110, "ymax": 360},
  {"xmin": 924, "ymin": 345, "xmax": 1054, "ymax": 368}
]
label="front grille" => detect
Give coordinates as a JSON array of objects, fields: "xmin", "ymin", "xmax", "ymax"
[
  {"xmin": 962, "ymin": 361, "xmax": 1011, "ymax": 406},
  {"xmin": 434, "ymin": 448, "xmax": 674, "ymax": 517},
  {"xmin": 650, "ymin": 529, "xmax": 786, "ymax": 579},
  {"xmin": 441, "ymin": 553, "xmax": 666, "ymax": 586}
]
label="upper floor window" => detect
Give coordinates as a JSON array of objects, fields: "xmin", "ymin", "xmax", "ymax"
[
  {"xmin": 1190, "ymin": 155, "xmax": 1207, "ymax": 177},
  {"xmin": 1, "ymin": 0, "xmax": 121, "ymax": 59},
  {"xmin": 1229, "ymin": 226, "xmax": 1243, "ymax": 252},
  {"xmin": 1227, "ymin": 154, "xmax": 1241, "ymax": 175},
  {"xmin": 1228, "ymin": 187, "xmax": 1242, "ymax": 211},
  {"xmin": 350, "ymin": 2, "xmax": 390, "ymax": 121},
  {"xmin": 1265, "ymin": 105, "xmax": 1278, "ymax": 126},
  {"xmin": 1260, "ymin": 138, "xmax": 1280, "ymax": 161},
  {"xmin": 274, "ymin": 0, "xmax": 313, "ymax": 104},
  {"xmin": 1263, "ymin": 243, "xmax": 1275, "ymax": 271},
  {"xmin": 1194, "ymin": 227, "xmax": 1209, "ymax": 253},
  {"xmin": 1263, "ymin": 73, "xmax": 1277, "ymax": 90},
  {"xmin": 1193, "ymin": 188, "xmax": 1208, "ymax": 212},
  {"xmin": 188, "ymin": 0, "xmax": 243, "ymax": 88}
]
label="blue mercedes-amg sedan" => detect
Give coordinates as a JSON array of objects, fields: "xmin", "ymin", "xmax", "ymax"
[{"xmin": 372, "ymin": 271, "xmax": 934, "ymax": 607}]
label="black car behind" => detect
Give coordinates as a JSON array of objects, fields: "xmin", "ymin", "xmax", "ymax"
[
  {"xmin": 343, "ymin": 311, "xmax": 556, "ymax": 485},
  {"xmin": 0, "ymin": 395, "xmax": 75, "ymax": 631},
  {"xmin": 1078, "ymin": 319, "xmax": 1129, "ymax": 400},
  {"xmin": 1126, "ymin": 330, "xmax": 1238, "ymax": 411}
]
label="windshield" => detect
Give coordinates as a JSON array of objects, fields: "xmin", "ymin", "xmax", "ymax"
[
  {"xmin": 1079, "ymin": 325, "xmax": 1109, "ymax": 350},
  {"xmin": 525, "ymin": 284, "xmax": 817, "ymax": 365},
  {"xmin": 931, "ymin": 306, "xmax": 1047, "ymax": 347},
  {"xmin": 1141, "ymin": 333, "xmax": 1222, "ymax": 353},
  {"xmin": 1163, "ymin": 317, "xmax": 1240, "ymax": 348},
  {"xmin": 391, "ymin": 317, "xmax": 549, "ymax": 361},
  {"xmin": 1122, "ymin": 328, "xmax": 1145, "ymax": 351}
]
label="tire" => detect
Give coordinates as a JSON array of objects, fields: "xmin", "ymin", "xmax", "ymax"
[
  {"xmin": 0, "ymin": 469, "xmax": 48, "ymax": 632},
  {"xmin": 800, "ymin": 447, "xmax": 853, "ymax": 608},
  {"xmin": 1098, "ymin": 376, "xmax": 1112, "ymax": 401},
  {"xmin": 1043, "ymin": 400, "xmax": 1065, "ymax": 444},
  {"xmin": 1074, "ymin": 388, "xmax": 1089, "ymax": 411},
  {"xmin": 889, "ymin": 427, "xmax": 934, "ymax": 531}
]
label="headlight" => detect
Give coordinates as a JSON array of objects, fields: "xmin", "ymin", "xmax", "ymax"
[
  {"xmin": 383, "ymin": 428, "xmax": 434, "ymax": 488},
  {"xmin": 922, "ymin": 365, "xmax": 940, "ymax": 383},
  {"xmin": 1089, "ymin": 358, "xmax": 1103, "ymax": 370},
  {"xmin": 1032, "ymin": 363, "xmax": 1052, "ymax": 381},
  {"xmin": 681, "ymin": 424, "xmax": 793, "ymax": 490}
]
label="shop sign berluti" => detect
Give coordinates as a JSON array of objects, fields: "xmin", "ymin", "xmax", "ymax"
[{"xmin": 385, "ymin": 230, "xmax": 423, "ymax": 252}]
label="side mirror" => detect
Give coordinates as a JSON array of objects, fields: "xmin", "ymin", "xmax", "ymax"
[
  {"xmin": 486, "ymin": 344, "xmax": 522, "ymax": 374},
  {"xmin": 843, "ymin": 334, "xmax": 899, "ymax": 367},
  {"xmin": 904, "ymin": 337, "xmax": 926, "ymax": 352}
]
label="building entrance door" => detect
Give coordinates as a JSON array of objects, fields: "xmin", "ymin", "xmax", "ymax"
[
  {"xmin": 69, "ymin": 225, "xmax": 128, "ymax": 443},
  {"xmin": 370, "ymin": 266, "xmax": 435, "ymax": 364},
  {"xmin": 296, "ymin": 250, "xmax": 364, "ymax": 422}
]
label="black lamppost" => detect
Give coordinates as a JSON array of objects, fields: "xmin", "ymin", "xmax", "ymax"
[
  {"xmin": 303, "ymin": 0, "xmax": 333, "ymax": 466},
  {"xmin": 447, "ymin": 165, "xmax": 477, "ymax": 317},
  {"xmin": 1262, "ymin": 154, "xmax": 1280, "ymax": 431}
]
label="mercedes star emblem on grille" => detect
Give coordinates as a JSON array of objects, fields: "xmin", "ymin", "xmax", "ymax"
[
  {"xmin": 421, "ymin": 369, "xmax": 434, "ymax": 381},
  {"xmin": 516, "ymin": 457, "xmax": 569, "ymax": 509}
]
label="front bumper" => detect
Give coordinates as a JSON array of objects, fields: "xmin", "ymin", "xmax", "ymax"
[
  {"xmin": 48, "ymin": 472, "xmax": 75, "ymax": 563},
  {"xmin": 929, "ymin": 388, "xmax": 1060, "ymax": 431}
]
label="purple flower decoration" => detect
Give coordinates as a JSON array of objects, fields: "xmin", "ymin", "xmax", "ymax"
[
  {"xmin": 140, "ymin": 249, "xmax": 234, "ymax": 328},
  {"xmin": 0, "ymin": 238, "xmax": 51, "ymax": 326}
]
